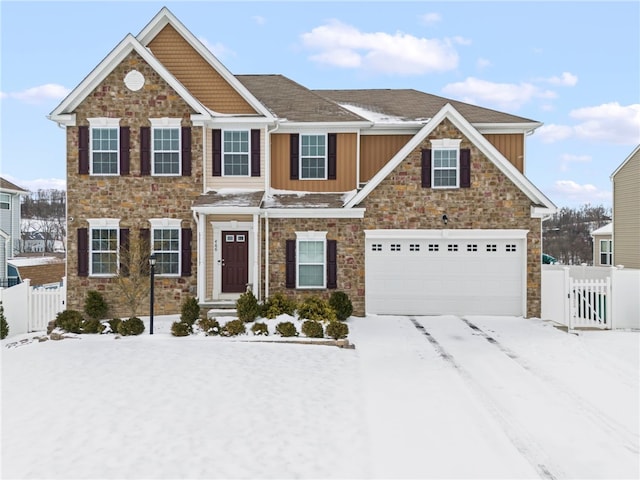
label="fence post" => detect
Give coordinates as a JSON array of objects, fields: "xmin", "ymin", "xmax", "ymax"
[
  {"xmin": 24, "ymin": 279, "xmax": 32, "ymax": 332},
  {"xmin": 608, "ymin": 268, "xmax": 615, "ymax": 329},
  {"xmin": 563, "ymin": 267, "xmax": 571, "ymax": 331}
]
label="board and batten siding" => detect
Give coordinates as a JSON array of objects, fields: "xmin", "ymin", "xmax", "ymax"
[
  {"xmin": 147, "ymin": 24, "xmax": 256, "ymax": 114},
  {"xmin": 613, "ymin": 150, "xmax": 640, "ymax": 269},
  {"xmin": 484, "ymin": 133, "xmax": 525, "ymax": 173},
  {"xmin": 360, "ymin": 135, "xmax": 413, "ymax": 183},
  {"xmin": 270, "ymin": 133, "xmax": 358, "ymax": 192}
]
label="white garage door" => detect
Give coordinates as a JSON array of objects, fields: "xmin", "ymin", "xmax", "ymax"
[{"xmin": 365, "ymin": 229, "xmax": 527, "ymax": 316}]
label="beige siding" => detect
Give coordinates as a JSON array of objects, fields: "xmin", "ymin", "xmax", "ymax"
[
  {"xmin": 271, "ymin": 133, "xmax": 357, "ymax": 191},
  {"xmin": 484, "ymin": 133, "xmax": 525, "ymax": 173},
  {"xmin": 205, "ymin": 128, "xmax": 265, "ymax": 191},
  {"xmin": 592, "ymin": 234, "xmax": 613, "ymax": 266},
  {"xmin": 148, "ymin": 25, "xmax": 257, "ymax": 114},
  {"xmin": 360, "ymin": 135, "xmax": 412, "ymax": 182},
  {"xmin": 613, "ymin": 150, "xmax": 640, "ymax": 268}
]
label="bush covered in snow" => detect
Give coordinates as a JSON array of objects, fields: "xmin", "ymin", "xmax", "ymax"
[
  {"xmin": 297, "ymin": 296, "xmax": 337, "ymax": 323},
  {"xmin": 107, "ymin": 318, "xmax": 121, "ymax": 334},
  {"xmin": 251, "ymin": 322, "xmax": 269, "ymax": 336},
  {"xmin": 221, "ymin": 319, "xmax": 246, "ymax": 336},
  {"xmin": 275, "ymin": 321, "xmax": 298, "ymax": 337},
  {"xmin": 261, "ymin": 292, "xmax": 297, "ymax": 319},
  {"xmin": 82, "ymin": 318, "xmax": 105, "ymax": 334},
  {"xmin": 301, "ymin": 320, "xmax": 324, "ymax": 338},
  {"xmin": 171, "ymin": 321, "xmax": 191, "ymax": 337},
  {"xmin": 197, "ymin": 317, "xmax": 220, "ymax": 336}
]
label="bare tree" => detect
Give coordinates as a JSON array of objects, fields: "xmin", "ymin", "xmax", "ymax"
[{"xmin": 113, "ymin": 234, "xmax": 151, "ymax": 318}]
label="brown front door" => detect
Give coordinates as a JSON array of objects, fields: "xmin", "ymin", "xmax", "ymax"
[{"xmin": 221, "ymin": 231, "xmax": 249, "ymax": 293}]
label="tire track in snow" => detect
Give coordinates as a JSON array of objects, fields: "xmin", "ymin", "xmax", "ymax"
[
  {"xmin": 460, "ymin": 317, "xmax": 639, "ymax": 455},
  {"xmin": 408, "ymin": 317, "xmax": 559, "ymax": 480}
]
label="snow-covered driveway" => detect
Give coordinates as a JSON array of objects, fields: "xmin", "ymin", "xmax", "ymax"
[{"xmin": 2, "ymin": 314, "xmax": 638, "ymax": 479}]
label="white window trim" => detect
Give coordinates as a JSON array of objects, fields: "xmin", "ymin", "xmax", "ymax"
[
  {"xmin": 150, "ymin": 118, "xmax": 182, "ymax": 176},
  {"xmin": 430, "ymin": 138, "xmax": 461, "ymax": 189},
  {"xmin": 300, "ymin": 133, "xmax": 328, "ymax": 180},
  {"xmin": 88, "ymin": 117, "xmax": 121, "ymax": 176},
  {"xmin": 87, "ymin": 218, "xmax": 120, "ymax": 277},
  {"xmin": 0, "ymin": 193, "xmax": 10, "ymax": 209},
  {"xmin": 599, "ymin": 239, "xmax": 613, "ymax": 266},
  {"xmin": 222, "ymin": 129, "xmax": 251, "ymax": 177},
  {"xmin": 149, "ymin": 218, "xmax": 181, "ymax": 277},
  {"xmin": 296, "ymin": 231, "xmax": 327, "ymax": 289}
]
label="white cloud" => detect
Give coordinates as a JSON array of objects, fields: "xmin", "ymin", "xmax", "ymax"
[
  {"xmin": 252, "ymin": 15, "xmax": 266, "ymax": 25},
  {"xmin": 441, "ymin": 77, "xmax": 553, "ymax": 110},
  {"xmin": 476, "ymin": 57, "xmax": 491, "ymax": 70},
  {"xmin": 199, "ymin": 37, "xmax": 235, "ymax": 59},
  {"xmin": 551, "ymin": 180, "xmax": 611, "ymax": 206},
  {"xmin": 1, "ymin": 84, "xmax": 70, "ymax": 104},
  {"xmin": 301, "ymin": 20, "xmax": 459, "ymax": 75},
  {"xmin": 420, "ymin": 13, "xmax": 441, "ymax": 26},
  {"xmin": 1, "ymin": 175, "xmax": 66, "ymax": 192},
  {"xmin": 535, "ymin": 103, "xmax": 640, "ymax": 145},
  {"xmin": 559, "ymin": 153, "xmax": 591, "ymax": 172},
  {"xmin": 545, "ymin": 72, "xmax": 578, "ymax": 87}
]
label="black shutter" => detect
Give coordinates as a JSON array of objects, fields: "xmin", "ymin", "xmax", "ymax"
[
  {"xmin": 140, "ymin": 127, "xmax": 151, "ymax": 176},
  {"xmin": 290, "ymin": 134, "xmax": 299, "ymax": 180},
  {"xmin": 119, "ymin": 228, "xmax": 130, "ymax": 277},
  {"xmin": 285, "ymin": 240, "xmax": 296, "ymax": 288},
  {"xmin": 78, "ymin": 126, "xmax": 89, "ymax": 175},
  {"xmin": 326, "ymin": 239, "xmax": 337, "ymax": 289},
  {"xmin": 77, "ymin": 228, "xmax": 89, "ymax": 277},
  {"xmin": 120, "ymin": 126, "xmax": 130, "ymax": 175},
  {"xmin": 181, "ymin": 228, "xmax": 192, "ymax": 277},
  {"xmin": 181, "ymin": 127, "xmax": 192, "ymax": 176},
  {"xmin": 140, "ymin": 228, "xmax": 151, "ymax": 276},
  {"xmin": 460, "ymin": 148, "xmax": 471, "ymax": 188},
  {"xmin": 251, "ymin": 129, "xmax": 260, "ymax": 177},
  {"xmin": 327, "ymin": 133, "xmax": 337, "ymax": 180},
  {"xmin": 421, "ymin": 149, "xmax": 431, "ymax": 188},
  {"xmin": 212, "ymin": 129, "xmax": 222, "ymax": 176}
]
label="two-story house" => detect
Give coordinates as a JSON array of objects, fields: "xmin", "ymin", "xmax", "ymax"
[
  {"xmin": 49, "ymin": 8, "xmax": 556, "ymax": 318},
  {"xmin": 611, "ymin": 145, "xmax": 640, "ymax": 269},
  {"xmin": 1, "ymin": 177, "xmax": 28, "ymax": 287}
]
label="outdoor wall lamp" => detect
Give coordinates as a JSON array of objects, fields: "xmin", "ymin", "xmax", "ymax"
[
  {"xmin": 149, "ymin": 253, "xmax": 156, "ymax": 335},
  {"xmin": 442, "ymin": 214, "xmax": 448, "ymax": 225}
]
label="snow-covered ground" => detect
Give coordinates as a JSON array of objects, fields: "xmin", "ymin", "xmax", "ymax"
[{"xmin": 2, "ymin": 315, "xmax": 638, "ymax": 479}]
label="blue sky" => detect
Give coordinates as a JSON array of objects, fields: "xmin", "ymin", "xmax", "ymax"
[{"xmin": 1, "ymin": 1, "xmax": 638, "ymax": 209}]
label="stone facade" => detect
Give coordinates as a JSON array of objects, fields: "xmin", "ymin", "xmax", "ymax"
[
  {"xmin": 358, "ymin": 119, "xmax": 542, "ymax": 317},
  {"xmin": 66, "ymin": 51, "xmax": 201, "ymax": 317},
  {"xmin": 266, "ymin": 217, "xmax": 366, "ymax": 316}
]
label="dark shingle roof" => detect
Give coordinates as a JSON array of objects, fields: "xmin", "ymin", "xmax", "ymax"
[
  {"xmin": 313, "ymin": 89, "xmax": 538, "ymax": 124},
  {"xmin": 263, "ymin": 192, "xmax": 347, "ymax": 209},
  {"xmin": 236, "ymin": 75, "xmax": 366, "ymax": 123},
  {"xmin": 0, "ymin": 177, "xmax": 28, "ymax": 193},
  {"xmin": 193, "ymin": 190, "xmax": 265, "ymax": 208}
]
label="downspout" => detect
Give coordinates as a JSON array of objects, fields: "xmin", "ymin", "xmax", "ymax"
[
  {"xmin": 202, "ymin": 124, "xmax": 207, "ymax": 193},
  {"xmin": 263, "ymin": 120, "xmax": 279, "ymax": 299},
  {"xmin": 193, "ymin": 210, "xmax": 205, "ymax": 302},
  {"xmin": 264, "ymin": 211, "xmax": 269, "ymax": 300}
]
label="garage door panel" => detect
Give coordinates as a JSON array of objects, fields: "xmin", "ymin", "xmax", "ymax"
[{"xmin": 365, "ymin": 231, "xmax": 525, "ymax": 316}]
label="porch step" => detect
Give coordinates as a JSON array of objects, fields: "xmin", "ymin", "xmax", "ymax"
[{"xmin": 204, "ymin": 300, "xmax": 238, "ymax": 319}]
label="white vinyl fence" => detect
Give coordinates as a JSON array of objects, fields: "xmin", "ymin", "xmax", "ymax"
[
  {"xmin": 0, "ymin": 278, "xmax": 66, "ymax": 338},
  {"xmin": 542, "ymin": 266, "xmax": 640, "ymax": 330}
]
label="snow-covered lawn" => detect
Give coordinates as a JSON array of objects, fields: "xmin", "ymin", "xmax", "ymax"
[{"xmin": 2, "ymin": 315, "xmax": 638, "ymax": 479}]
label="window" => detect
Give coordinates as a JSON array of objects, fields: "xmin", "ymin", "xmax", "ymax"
[
  {"xmin": 410, "ymin": 244, "xmax": 420, "ymax": 252},
  {"xmin": 428, "ymin": 244, "xmax": 439, "ymax": 252},
  {"xmin": 390, "ymin": 244, "xmax": 401, "ymax": 252},
  {"xmin": 297, "ymin": 232, "xmax": 326, "ymax": 288},
  {"xmin": 430, "ymin": 139, "xmax": 462, "ymax": 188},
  {"xmin": 150, "ymin": 219, "xmax": 181, "ymax": 275},
  {"xmin": 223, "ymin": 130, "xmax": 249, "ymax": 176},
  {"xmin": 467, "ymin": 244, "xmax": 478, "ymax": 252},
  {"xmin": 448, "ymin": 244, "xmax": 459, "ymax": 252},
  {"xmin": 486, "ymin": 244, "xmax": 497, "ymax": 252},
  {"xmin": 300, "ymin": 134, "xmax": 326, "ymax": 179},
  {"xmin": 371, "ymin": 243, "xmax": 382, "ymax": 251},
  {"xmin": 506, "ymin": 244, "xmax": 517, "ymax": 252},
  {"xmin": 600, "ymin": 239, "xmax": 612, "ymax": 265},
  {"xmin": 89, "ymin": 118, "xmax": 120, "ymax": 175},
  {"xmin": 150, "ymin": 118, "xmax": 181, "ymax": 175},
  {"xmin": 89, "ymin": 220, "xmax": 119, "ymax": 276},
  {"xmin": 0, "ymin": 193, "xmax": 10, "ymax": 210}
]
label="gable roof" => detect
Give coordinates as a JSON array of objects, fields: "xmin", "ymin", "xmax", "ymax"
[
  {"xmin": 611, "ymin": 144, "xmax": 640, "ymax": 179},
  {"xmin": 591, "ymin": 223, "xmax": 613, "ymax": 236},
  {"xmin": 0, "ymin": 177, "xmax": 28, "ymax": 194},
  {"xmin": 344, "ymin": 103, "xmax": 556, "ymax": 215}
]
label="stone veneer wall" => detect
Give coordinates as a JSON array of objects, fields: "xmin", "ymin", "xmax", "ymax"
[
  {"xmin": 266, "ymin": 217, "xmax": 366, "ymax": 316},
  {"xmin": 359, "ymin": 118, "xmax": 542, "ymax": 318},
  {"xmin": 66, "ymin": 51, "xmax": 202, "ymax": 317}
]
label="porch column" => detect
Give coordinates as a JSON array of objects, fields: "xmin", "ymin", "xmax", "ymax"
[
  {"xmin": 253, "ymin": 213, "xmax": 260, "ymax": 300},
  {"xmin": 195, "ymin": 211, "xmax": 206, "ymax": 302}
]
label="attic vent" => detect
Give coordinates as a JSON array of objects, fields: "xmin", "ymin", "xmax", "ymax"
[{"xmin": 124, "ymin": 70, "xmax": 145, "ymax": 92}]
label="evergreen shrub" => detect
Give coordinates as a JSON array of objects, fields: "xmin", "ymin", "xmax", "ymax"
[
  {"xmin": 236, "ymin": 290, "xmax": 260, "ymax": 323},
  {"xmin": 326, "ymin": 321, "xmax": 349, "ymax": 340},
  {"xmin": 301, "ymin": 320, "xmax": 324, "ymax": 338},
  {"xmin": 118, "ymin": 317, "xmax": 145, "ymax": 336},
  {"xmin": 220, "ymin": 319, "xmax": 246, "ymax": 336},
  {"xmin": 55, "ymin": 310, "xmax": 84, "ymax": 333},
  {"xmin": 84, "ymin": 290, "xmax": 109, "ymax": 320},
  {"xmin": 81, "ymin": 318, "xmax": 105, "ymax": 334},
  {"xmin": 197, "ymin": 317, "xmax": 220, "ymax": 336},
  {"xmin": 275, "ymin": 321, "xmax": 298, "ymax": 337},
  {"xmin": 180, "ymin": 297, "xmax": 200, "ymax": 326},
  {"xmin": 297, "ymin": 296, "xmax": 337, "ymax": 323},
  {"xmin": 171, "ymin": 321, "xmax": 191, "ymax": 337},
  {"xmin": 329, "ymin": 291, "xmax": 353, "ymax": 321},
  {"xmin": 0, "ymin": 302, "xmax": 8, "ymax": 339},
  {"xmin": 261, "ymin": 293, "xmax": 297, "ymax": 319},
  {"xmin": 251, "ymin": 322, "xmax": 269, "ymax": 336}
]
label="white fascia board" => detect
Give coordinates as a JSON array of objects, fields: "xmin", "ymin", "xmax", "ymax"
[
  {"xmin": 136, "ymin": 8, "xmax": 274, "ymax": 121},
  {"xmin": 265, "ymin": 208, "xmax": 365, "ymax": 219},
  {"xmin": 531, "ymin": 205, "xmax": 558, "ymax": 217},
  {"xmin": 345, "ymin": 103, "xmax": 557, "ymax": 214},
  {"xmin": 276, "ymin": 122, "xmax": 372, "ymax": 133},
  {"xmin": 361, "ymin": 125, "xmax": 423, "ymax": 135},
  {"xmin": 207, "ymin": 117, "xmax": 273, "ymax": 127},
  {"xmin": 364, "ymin": 229, "xmax": 529, "ymax": 240},
  {"xmin": 49, "ymin": 34, "xmax": 211, "ymax": 122},
  {"xmin": 611, "ymin": 144, "xmax": 640, "ymax": 179},
  {"xmin": 474, "ymin": 122, "xmax": 543, "ymax": 134},
  {"xmin": 191, "ymin": 206, "xmax": 262, "ymax": 215}
]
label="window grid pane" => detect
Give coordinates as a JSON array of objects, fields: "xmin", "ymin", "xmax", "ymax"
[
  {"xmin": 153, "ymin": 229, "xmax": 180, "ymax": 275},
  {"xmin": 92, "ymin": 128, "xmax": 118, "ymax": 174},
  {"xmin": 433, "ymin": 148, "xmax": 458, "ymax": 187},
  {"xmin": 153, "ymin": 128, "xmax": 180, "ymax": 175},
  {"xmin": 298, "ymin": 240, "xmax": 324, "ymax": 287},
  {"xmin": 300, "ymin": 135, "xmax": 326, "ymax": 179},
  {"xmin": 223, "ymin": 131, "xmax": 249, "ymax": 176},
  {"xmin": 91, "ymin": 228, "xmax": 117, "ymax": 274}
]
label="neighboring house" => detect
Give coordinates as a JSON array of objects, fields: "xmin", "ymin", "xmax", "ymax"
[
  {"xmin": 591, "ymin": 223, "xmax": 613, "ymax": 266},
  {"xmin": 0, "ymin": 177, "xmax": 28, "ymax": 287},
  {"xmin": 48, "ymin": 8, "xmax": 556, "ymax": 318},
  {"xmin": 8, "ymin": 255, "xmax": 66, "ymax": 289},
  {"xmin": 23, "ymin": 231, "xmax": 48, "ymax": 253},
  {"xmin": 611, "ymin": 145, "xmax": 640, "ymax": 269}
]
